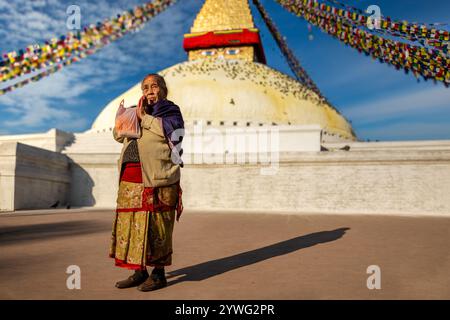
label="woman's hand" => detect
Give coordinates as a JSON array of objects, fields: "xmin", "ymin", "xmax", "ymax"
[{"xmin": 136, "ymin": 95, "xmax": 146, "ymax": 120}]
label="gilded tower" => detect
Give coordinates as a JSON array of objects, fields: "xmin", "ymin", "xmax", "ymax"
[{"xmin": 183, "ymin": 0, "xmax": 266, "ymax": 63}]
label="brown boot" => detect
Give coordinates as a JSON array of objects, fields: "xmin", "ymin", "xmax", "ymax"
[
  {"xmin": 115, "ymin": 269, "xmax": 149, "ymax": 289},
  {"xmin": 137, "ymin": 272, "xmax": 167, "ymax": 292}
]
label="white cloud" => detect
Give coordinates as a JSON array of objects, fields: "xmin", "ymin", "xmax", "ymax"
[
  {"xmin": 0, "ymin": 0, "xmax": 201, "ymax": 134},
  {"xmin": 342, "ymin": 86, "xmax": 450, "ymax": 126}
]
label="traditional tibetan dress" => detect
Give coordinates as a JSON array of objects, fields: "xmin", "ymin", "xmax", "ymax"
[{"xmin": 109, "ymin": 99, "xmax": 184, "ymax": 270}]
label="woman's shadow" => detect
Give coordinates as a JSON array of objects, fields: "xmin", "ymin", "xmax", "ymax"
[{"xmin": 167, "ymin": 227, "xmax": 350, "ymax": 286}]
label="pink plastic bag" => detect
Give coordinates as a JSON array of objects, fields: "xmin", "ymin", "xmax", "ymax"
[{"xmin": 114, "ymin": 99, "xmax": 141, "ymax": 139}]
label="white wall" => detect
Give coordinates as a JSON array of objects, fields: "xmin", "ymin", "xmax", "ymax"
[
  {"xmin": 2, "ymin": 129, "xmax": 450, "ymax": 215},
  {"xmin": 0, "ymin": 128, "xmax": 74, "ymax": 152},
  {"xmin": 0, "ymin": 142, "xmax": 70, "ymax": 212},
  {"xmin": 181, "ymin": 151, "xmax": 450, "ymax": 215},
  {"xmin": 64, "ymin": 139, "xmax": 450, "ymax": 215},
  {"xmin": 0, "ymin": 142, "xmax": 16, "ymax": 212}
]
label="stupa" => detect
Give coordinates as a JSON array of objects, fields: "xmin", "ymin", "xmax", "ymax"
[
  {"xmin": 1, "ymin": 0, "xmax": 449, "ymax": 216},
  {"xmin": 90, "ymin": 0, "xmax": 356, "ymax": 142}
]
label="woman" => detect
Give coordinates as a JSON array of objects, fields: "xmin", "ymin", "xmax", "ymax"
[{"xmin": 109, "ymin": 74, "xmax": 184, "ymax": 292}]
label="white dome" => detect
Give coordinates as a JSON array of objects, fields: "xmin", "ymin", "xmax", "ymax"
[{"xmin": 90, "ymin": 59, "xmax": 355, "ymax": 140}]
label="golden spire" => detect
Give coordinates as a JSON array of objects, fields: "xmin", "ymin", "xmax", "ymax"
[
  {"xmin": 183, "ymin": 0, "xmax": 266, "ymax": 63},
  {"xmin": 190, "ymin": 0, "xmax": 255, "ymax": 33}
]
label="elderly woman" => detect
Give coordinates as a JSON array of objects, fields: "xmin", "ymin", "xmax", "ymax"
[{"xmin": 109, "ymin": 74, "xmax": 184, "ymax": 292}]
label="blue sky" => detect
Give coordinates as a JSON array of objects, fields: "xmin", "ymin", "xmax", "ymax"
[{"xmin": 0, "ymin": 0, "xmax": 449, "ymax": 141}]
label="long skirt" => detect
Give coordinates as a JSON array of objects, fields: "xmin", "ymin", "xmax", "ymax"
[{"xmin": 109, "ymin": 162, "xmax": 182, "ymax": 270}]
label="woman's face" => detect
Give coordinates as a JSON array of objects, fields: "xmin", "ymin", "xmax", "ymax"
[{"xmin": 141, "ymin": 76, "xmax": 161, "ymax": 106}]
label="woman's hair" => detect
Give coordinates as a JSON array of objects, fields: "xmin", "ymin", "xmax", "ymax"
[{"xmin": 141, "ymin": 73, "xmax": 168, "ymax": 99}]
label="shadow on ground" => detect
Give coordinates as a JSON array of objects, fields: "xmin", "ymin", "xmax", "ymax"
[
  {"xmin": 167, "ymin": 227, "xmax": 350, "ymax": 286},
  {"xmin": 0, "ymin": 220, "xmax": 109, "ymax": 244}
]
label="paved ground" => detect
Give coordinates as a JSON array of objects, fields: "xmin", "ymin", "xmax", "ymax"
[{"xmin": 0, "ymin": 209, "xmax": 449, "ymax": 300}]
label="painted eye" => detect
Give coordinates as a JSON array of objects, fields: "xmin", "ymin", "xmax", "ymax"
[
  {"xmin": 226, "ymin": 49, "xmax": 240, "ymax": 55},
  {"xmin": 201, "ymin": 50, "xmax": 215, "ymax": 56}
]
